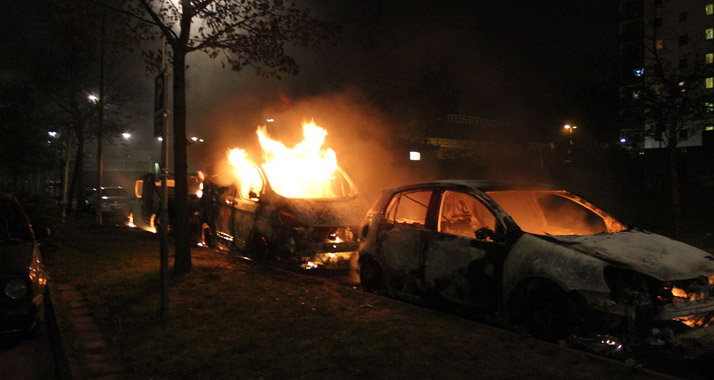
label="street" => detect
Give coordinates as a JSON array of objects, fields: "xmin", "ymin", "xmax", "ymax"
[{"xmin": 0, "ymin": 323, "xmax": 55, "ymax": 380}]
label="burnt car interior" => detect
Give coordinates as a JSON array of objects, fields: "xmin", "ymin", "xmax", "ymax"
[
  {"xmin": 486, "ymin": 190, "xmax": 627, "ymax": 236},
  {"xmin": 438, "ymin": 191, "xmax": 498, "ymax": 241}
]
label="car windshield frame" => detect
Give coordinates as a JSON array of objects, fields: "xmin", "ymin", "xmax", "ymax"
[
  {"xmin": 486, "ymin": 189, "xmax": 628, "ymax": 236},
  {"xmin": 262, "ymin": 165, "xmax": 358, "ymax": 200}
]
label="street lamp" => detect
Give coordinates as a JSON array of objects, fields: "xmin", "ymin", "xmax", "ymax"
[
  {"xmin": 88, "ymin": 94, "xmax": 99, "ymax": 104},
  {"xmin": 122, "ymin": 132, "xmax": 132, "ymax": 140},
  {"xmin": 564, "ymin": 124, "xmax": 577, "ymax": 134}
]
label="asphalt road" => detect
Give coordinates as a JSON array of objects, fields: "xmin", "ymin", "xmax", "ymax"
[{"xmin": 0, "ymin": 323, "xmax": 56, "ymax": 380}]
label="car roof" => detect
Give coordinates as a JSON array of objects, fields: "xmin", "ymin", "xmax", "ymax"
[{"xmin": 387, "ymin": 180, "xmax": 560, "ymax": 194}]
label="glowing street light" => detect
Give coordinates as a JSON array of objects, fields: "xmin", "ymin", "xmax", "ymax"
[
  {"xmin": 122, "ymin": 132, "xmax": 132, "ymax": 140},
  {"xmin": 48, "ymin": 131, "xmax": 58, "ymax": 138},
  {"xmin": 564, "ymin": 124, "xmax": 577, "ymax": 134},
  {"xmin": 88, "ymin": 94, "xmax": 99, "ymax": 104}
]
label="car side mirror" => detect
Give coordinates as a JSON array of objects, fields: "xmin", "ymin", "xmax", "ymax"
[
  {"xmin": 248, "ymin": 190, "xmax": 260, "ymax": 202},
  {"xmin": 475, "ymin": 227, "xmax": 495, "ymax": 241},
  {"xmin": 35, "ymin": 226, "xmax": 51, "ymax": 240}
]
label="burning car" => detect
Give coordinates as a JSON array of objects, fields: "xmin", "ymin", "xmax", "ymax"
[
  {"xmin": 198, "ymin": 121, "xmax": 366, "ymax": 269},
  {"xmin": 358, "ymin": 180, "xmax": 714, "ymax": 350}
]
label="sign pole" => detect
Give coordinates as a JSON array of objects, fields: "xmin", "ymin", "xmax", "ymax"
[{"xmin": 156, "ymin": 37, "xmax": 170, "ymax": 315}]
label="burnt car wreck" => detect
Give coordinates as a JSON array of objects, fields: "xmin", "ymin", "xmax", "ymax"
[
  {"xmin": 198, "ymin": 161, "xmax": 365, "ymax": 269},
  {"xmin": 358, "ymin": 180, "xmax": 714, "ymax": 354}
]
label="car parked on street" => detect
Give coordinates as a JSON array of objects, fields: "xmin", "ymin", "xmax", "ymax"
[
  {"xmin": 358, "ymin": 180, "xmax": 714, "ymax": 350},
  {"xmin": 0, "ymin": 193, "xmax": 48, "ymax": 338},
  {"xmin": 87, "ymin": 186, "xmax": 131, "ymax": 216},
  {"xmin": 199, "ymin": 164, "xmax": 366, "ymax": 269}
]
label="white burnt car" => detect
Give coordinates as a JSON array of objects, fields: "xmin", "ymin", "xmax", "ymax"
[
  {"xmin": 199, "ymin": 164, "xmax": 366, "ymax": 269},
  {"xmin": 358, "ymin": 180, "xmax": 714, "ymax": 346}
]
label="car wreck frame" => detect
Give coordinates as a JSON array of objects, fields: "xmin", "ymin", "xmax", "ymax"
[
  {"xmin": 358, "ymin": 180, "xmax": 714, "ymax": 352},
  {"xmin": 198, "ymin": 164, "xmax": 365, "ymax": 269}
]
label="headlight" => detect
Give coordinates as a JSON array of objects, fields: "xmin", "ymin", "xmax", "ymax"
[{"xmin": 5, "ymin": 279, "xmax": 28, "ymax": 300}]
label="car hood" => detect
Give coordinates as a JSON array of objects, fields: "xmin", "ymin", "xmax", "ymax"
[
  {"xmin": 284, "ymin": 196, "xmax": 368, "ymax": 227},
  {"xmin": 546, "ymin": 230, "xmax": 714, "ymax": 281},
  {"xmin": 0, "ymin": 241, "xmax": 34, "ymax": 275}
]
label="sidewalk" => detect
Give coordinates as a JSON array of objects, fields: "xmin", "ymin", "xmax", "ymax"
[{"xmin": 46, "ymin": 214, "xmax": 676, "ymax": 380}]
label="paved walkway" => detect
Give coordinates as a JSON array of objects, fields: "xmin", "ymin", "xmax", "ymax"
[{"xmin": 52, "ymin": 283, "xmax": 123, "ymax": 380}]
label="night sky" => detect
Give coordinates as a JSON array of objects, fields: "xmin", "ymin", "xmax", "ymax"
[{"xmin": 1, "ymin": 0, "xmax": 620, "ymax": 162}]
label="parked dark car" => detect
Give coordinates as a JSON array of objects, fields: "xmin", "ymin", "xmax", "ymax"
[
  {"xmin": 0, "ymin": 193, "xmax": 47, "ymax": 337},
  {"xmin": 199, "ymin": 164, "xmax": 366, "ymax": 269},
  {"xmin": 358, "ymin": 180, "xmax": 714, "ymax": 351},
  {"xmin": 87, "ymin": 186, "xmax": 131, "ymax": 216}
]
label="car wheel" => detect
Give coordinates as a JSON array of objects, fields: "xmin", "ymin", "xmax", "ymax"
[
  {"xmin": 248, "ymin": 234, "xmax": 270, "ymax": 261},
  {"xmin": 359, "ymin": 256, "xmax": 384, "ymax": 293},
  {"xmin": 517, "ymin": 280, "xmax": 574, "ymax": 342}
]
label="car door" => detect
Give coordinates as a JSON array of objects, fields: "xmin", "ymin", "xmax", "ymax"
[
  {"xmin": 214, "ymin": 185, "xmax": 237, "ymax": 248},
  {"xmin": 231, "ymin": 166, "xmax": 266, "ymax": 250},
  {"xmin": 424, "ymin": 189, "xmax": 505, "ymax": 308},
  {"xmin": 377, "ymin": 189, "xmax": 434, "ymax": 295}
]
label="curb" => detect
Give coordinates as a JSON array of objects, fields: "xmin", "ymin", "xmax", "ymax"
[{"xmin": 48, "ymin": 282, "xmax": 123, "ymax": 380}]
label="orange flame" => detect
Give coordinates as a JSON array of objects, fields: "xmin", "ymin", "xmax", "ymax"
[
  {"xmin": 226, "ymin": 120, "xmax": 346, "ymax": 199},
  {"xmin": 671, "ymin": 287, "xmax": 688, "ymax": 298},
  {"xmin": 257, "ymin": 121, "xmax": 338, "ymax": 198}
]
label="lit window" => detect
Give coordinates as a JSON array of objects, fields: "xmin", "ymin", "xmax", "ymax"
[
  {"xmin": 656, "ymin": 39, "xmax": 664, "ymax": 49},
  {"xmin": 707, "ymin": 53, "xmax": 714, "ymax": 64},
  {"xmin": 633, "ymin": 67, "xmax": 645, "ymax": 77},
  {"xmin": 707, "ymin": 28, "xmax": 714, "ymax": 39},
  {"xmin": 707, "ymin": 77, "xmax": 714, "ymax": 88},
  {"xmin": 409, "ymin": 151, "xmax": 421, "ymax": 161},
  {"xmin": 707, "ymin": 4, "xmax": 714, "ymax": 15},
  {"xmin": 706, "ymin": 102, "xmax": 714, "ymax": 111},
  {"xmin": 706, "ymin": 126, "xmax": 714, "ymax": 131}
]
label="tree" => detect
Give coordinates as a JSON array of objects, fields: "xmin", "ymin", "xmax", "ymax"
[
  {"xmin": 630, "ymin": 21, "xmax": 714, "ymax": 234},
  {"xmin": 107, "ymin": 0, "xmax": 336, "ymax": 275}
]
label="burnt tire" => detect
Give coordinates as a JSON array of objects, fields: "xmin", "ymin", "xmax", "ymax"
[
  {"xmin": 517, "ymin": 281, "xmax": 574, "ymax": 342},
  {"xmin": 359, "ymin": 256, "xmax": 384, "ymax": 293}
]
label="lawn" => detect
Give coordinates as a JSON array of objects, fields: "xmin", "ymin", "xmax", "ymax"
[{"xmin": 45, "ymin": 213, "xmax": 658, "ymax": 380}]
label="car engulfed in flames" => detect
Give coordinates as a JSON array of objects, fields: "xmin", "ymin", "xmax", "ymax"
[{"xmin": 198, "ymin": 121, "xmax": 366, "ymax": 269}]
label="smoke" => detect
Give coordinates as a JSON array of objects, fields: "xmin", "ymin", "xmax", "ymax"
[{"xmin": 188, "ymin": 86, "xmax": 431, "ymax": 203}]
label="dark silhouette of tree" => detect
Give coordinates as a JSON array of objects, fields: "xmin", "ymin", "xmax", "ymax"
[
  {"xmin": 103, "ymin": 0, "xmax": 337, "ymax": 275},
  {"xmin": 630, "ymin": 19, "xmax": 714, "ymax": 234}
]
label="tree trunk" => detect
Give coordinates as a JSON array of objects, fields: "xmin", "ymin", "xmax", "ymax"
[
  {"xmin": 172, "ymin": 6, "xmax": 192, "ymax": 275},
  {"xmin": 68, "ymin": 127, "xmax": 84, "ymax": 212},
  {"xmin": 668, "ymin": 144, "xmax": 683, "ymax": 236}
]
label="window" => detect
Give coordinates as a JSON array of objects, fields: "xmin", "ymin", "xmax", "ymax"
[
  {"xmin": 707, "ymin": 53, "xmax": 714, "ymax": 64},
  {"xmin": 679, "ymin": 10, "xmax": 688, "ymax": 22},
  {"xmin": 707, "ymin": 4, "xmax": 714, "ymax": 15},
  {"xmin": 438, "ymin": 191, "xmax": 497, "ymax": 240},
  {"xmin": 679, "ymin": 34, "xmax": 689, "ymax": 45},
  {"xmin": 707, "ymin": 77, "xmax": 714, "ymax": 88},
  {"xmin": 656, "ymin": 39, "xmax": 664, "ymax": 49},
  {"xmin": 386, "ymin": 190, "xmax": 432, "ymax": 228},
  {"xmin": 707, "ymin": 28, "xmax": 714, "ymax": 39},
  {"xmin": 706, "ymin": 126, "xmax": 714, "ymax": 131},
  {"xmin": 706, "ymin": 102, "xmax": 714, "ymax": 111},
  {"xmin": 680, "ymin": 58, "xmax": 688, "ymax": 68}
]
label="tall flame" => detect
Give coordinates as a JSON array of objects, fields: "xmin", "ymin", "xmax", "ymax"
[
  {"xmin": 227, "ymin": 148, "xmax": 264, "ymax": 200},
  {"xmin": 257, "ymin": 121, "xmax": 339, "ymax": 198}
]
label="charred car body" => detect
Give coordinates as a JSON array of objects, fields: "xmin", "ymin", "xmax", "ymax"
[
  {"xmin": 0, "ymin": 193, "xmax": 47, "ymax": 338},
  {"xmin": 199, "ymin": 163, "xmax": 366, "ymax": 269},
  {"xmin": 358, "ymin": 180, "xmax": 714, "ymax": 350}
]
